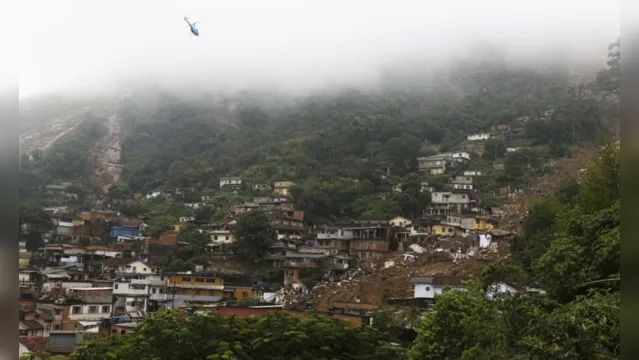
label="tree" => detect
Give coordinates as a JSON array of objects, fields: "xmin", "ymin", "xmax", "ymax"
[
  {"xmin": 194, "ymin": 205, "xmax": 215, "ymax": 222},
  {"xmin": 25, "ymin": 230, "xmax": 44, "ymax": 252},
  {"xmin": 69, "ymin": 310, "xmax": 406, "ymax": 360},
  {"xmin": 233, "ymin": 211, "xmax": 277, "ymax": 263},
  {"xmin": 596, "ymin": 37, "xmax": 620, "ymax": 95},
  {"xmin": 19, "ymin": 201, "xmax": 53, "ymax": 232}
]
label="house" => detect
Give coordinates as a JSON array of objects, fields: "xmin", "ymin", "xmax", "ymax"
[
  {"xmin": 449, "ymin": 175, "xmax": 473, "ymax": 190},
  {"xmin": 446, "ymin": 152, "xmax": 471, "ymax": 163},
  {"xmin": 463, "ymin": 170, "xmax": 482, "ymax": 176},
  {"xmin": 112, "ymin": 274, "xmax": 168, "ymax": 315},
  {"xmin": 19, "ymin": 320, "xmax": 45, "ymax": 337},
  {"xmin": 389, "ymin": 216, "xmax": 412, "ymax": 228},
  {"xmin": 273, "ymin": 181, "xmax": 296, "ymax": 197},
  {"xmin": 219, "ymin": 177, "xmax": 244, "ymax": 191},
  {"xmin": 36, "ymin": 287, "xmax": 113, "ymax": 331},
  {"xmin": 485, "ymin": 282, "xmax": 547, "ymax": 300},
  {"xmin": 430, "ymin": 224, "xmax": 458, "ymax": 236},
  {"xmin": 417, "ymin": 154, "xmax": 452, "ymax": 175},
  {"xmin": 467, "ymin": 133, "xmax": 490, "ymax": 141},
  {"xmin": 164, "ymin": 272, "xmax": 255, "ymax": 305},
  {"xmin": 391, "ymin": 183, "xmax": 403, "ymax": 193},
  {"xmin": 268, "ymin": 213, "xmax": 306, "ymax": 241},
  {"xmin": 431, "ymin": 191, "xmax": 471, "ymax": 208},
  {"xmin": 206, "ymin": 229, "xmax": 236, "ymax": 253},
  {"xmin": 473, "ymin": 216, "xmax": 494, "ymax": 231},
  {"xmin": 410, "ymin": 276, "xmax": 469, "ymax": 299},
  {"xmin": 253, "ymin": 183, "xmax": 271, "ymax": 192},
  {"xmin": 441, "ymin": 215, "xmax": 475, "ymax": 232},
  {"xmin": 346, "ymin": 223, "xmax": 392, "ymax": 259},
  {"xmin": 283, "ymin": 253, "xmax": 349, "ymax": 285}
]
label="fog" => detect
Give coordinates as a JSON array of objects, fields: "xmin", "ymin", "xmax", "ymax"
[{"xmin": 19, "ymin": 0, "xmax": 619, "ymax": 99}]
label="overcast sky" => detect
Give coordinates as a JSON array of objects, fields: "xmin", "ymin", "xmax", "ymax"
[{"xmin": 18, "ymin": 0, "xmax": 619, "ymax": 98}]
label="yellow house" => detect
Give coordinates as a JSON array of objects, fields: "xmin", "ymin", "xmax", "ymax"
[
  {"xmin": 167, "ymin": 274, "xmax": 261, "ymax": 300},
  {"xmin": 431, "ymin": 224, "xmax": 457, "ymax": 236},
  {"xmin": 72, "ymin": 218, "xmax": 85, "ymax": 226},
  {"xmin": 473, "ymin": 217, "xmax": 494, "ymax": 231},
  {"xmin": 273, "ymin": 181, "xmax": 296, "ymax": 196},
  {"xmin": 174, "ymin": 224, "xmax": 183, "ymax": 233}
]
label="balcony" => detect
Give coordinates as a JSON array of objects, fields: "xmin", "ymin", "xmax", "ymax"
[
  {"xmin": 68, "ymin": 312, "xmax": 111, "ymax": 321},
  {"xmin": 131, "ymin": 278, "xmax": 166, "ymax": 287},
  {"xmin": 168, "ymin": 283, "xmax": 224, "ymax": 290},
  {"xmin": 149, "ymin": 293, "xmax": 168, "ymax": 301},
  {"xmin": 284, "ymin": 261, "xmax": 317, "ymax": 268},
  {"xmin": 113, "ymin": 283, "xmax": 148, "ymax": 296}
]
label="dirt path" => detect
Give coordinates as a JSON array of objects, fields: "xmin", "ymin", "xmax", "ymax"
[{"xmin": 91, "ymin": 112, "xmax": 123, "ymax": 194}]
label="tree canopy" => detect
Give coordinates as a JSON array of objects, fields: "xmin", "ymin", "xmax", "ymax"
[{"xmin": 69, "ymin": 311, "xmax": 405, "ymax": 360}]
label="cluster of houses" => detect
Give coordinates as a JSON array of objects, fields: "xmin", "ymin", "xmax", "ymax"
[{"xmin": 18, "ymin": 130, "xmax": 529, "ymax": 355}]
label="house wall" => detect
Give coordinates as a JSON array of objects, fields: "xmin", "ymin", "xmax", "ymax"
[
  {"xmin": 414, "ymin": 283, "xmax": 468, "ymax": 299},
  {"xmin": 117, "ymin": 261, "xmax": 156, "ymax": 275},
  {"xmin": 474, "ymin": 218, "xmax": 494, "ymax": 231},
  {"xmin": 41, "ymin": 282, "xmax": 93, "ymax": 293},
  {"xmin": 431, "ymin": 224, "xmax": 456, "ymax": 236},
  {"xmin": 68, "ymin": 304, "xmax": 112, "ymax": 321},
  {"xmin": 349, "ymin": 239, "xmax": 389, "ymax": 252}
]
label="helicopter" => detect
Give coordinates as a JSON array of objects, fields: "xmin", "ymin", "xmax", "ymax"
[{"xmin": 184, "ymin": 16, "xmax": 200, "ymax": 37}]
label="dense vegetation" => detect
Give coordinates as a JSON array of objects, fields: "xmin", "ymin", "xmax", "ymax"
[
  {"xmin": 69, "ymin": 311, "xmax": 405, "ymax": 360},
  {"xmin": 410, "ymin": 139, "xmax": 620, "ymax": 359},
  {"xmin": 22, "ymin": 139, "xmax": 619, "ymax": 360},
  {"xmin": 108, "ymin": 54, "xmax": 609, "ymax": 224},
  {"xmin": 19, "ymin": 115, "xmax": 107, "ymax": 203}
]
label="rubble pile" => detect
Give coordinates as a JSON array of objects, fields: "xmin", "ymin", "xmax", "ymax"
[{"xmin": 281, "ymin": 236, "xmax": 512, "ymax": 312}]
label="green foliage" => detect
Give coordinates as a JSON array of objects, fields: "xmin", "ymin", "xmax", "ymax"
[
  {"xmin": 19, "ymin": 200, "xmax": 53, "ymax": 232},
  {"xmin": 596, "ymin": 37, "xmax": 620, "ymax": 95},
  {"xmin": 27, "ymin": 115, "xmax": 107, "ymax": 181},
  {"xmin": 70, "ymin": 310, "xmax": 405, "ymax": 360},
  {"xmin": 233, "ymin": 211, "xmax": 277, "ymax": 263},
  {"xmin": 410, "ymin": 137, "xmax": 620, "ymax": 359}
]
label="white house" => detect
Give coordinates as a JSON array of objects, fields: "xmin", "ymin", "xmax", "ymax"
[
  {"xmin": 463, "ymin": 170, "xmax": 482, "ymax": 176},
  {"xmin": 467, "ymin": 133, "xmax": 490, "ymax": 141},
  {"xmin": 114, "ymin": 260, "xmax": 157, "ymax": 275},
  {"xmin": 411, "ymin": 276, "xmax": 468, "ymax": 299},
  {"xmin": 485, "ymin": 282, "xmax": 547, "ymax": 300},
  {"xmin": 389, "ymin": 216, "xmax": 412, "ymax": 228},
  {"xmin": 431, "ymin": 192, "xmax": 471, "ymax": 206}
]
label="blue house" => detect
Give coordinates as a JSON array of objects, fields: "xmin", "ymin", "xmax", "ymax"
[{"xmin": 110, "ymin": 226, "xmax": 140, "ymax": 238}]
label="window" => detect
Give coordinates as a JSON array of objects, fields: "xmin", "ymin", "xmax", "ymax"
[
  {"xmin": 54, "ymin": 309, "xmax": 61, "ymax": 315},
  {"xmin": 88, "ymin": 306, "xmax": 99, "ymax": 314},
  {"xmin": 132, "ymin": 266, "xmax": 137, "ymax": 271},
  {"xmin": 182, "ymin": 277, "xmax": 191, "ymax": 282},
  {"xmin": 102, "ymin": 306, "xmax": 110, "ymax": 313},
  {"xmin": 425, "ymin": 286, "xmax": 431, "ymax": 291},
  {"xmin": 54, "ymin": 325, "xmax": 60, "ymax": 330},
  {"xmin": 114, "ymin": 284, "xmax": 119, "ymax": 289},
  {"xmin": 225, "ymin": 236, "xmax": 229, "ymax": 240},
  {"xmin": 214, "ymin": 236, "xmax": 218, "ymax": 240},
  {"xmin": 206, "ymin": 278, "xmax": 216, "ymax": 283},
  {"xmin": 195, "ymin": 290, "xmax": 201, "ymax": 295},
  {"xmin": 72, "ymin": 306, "xmax": 81, "ymax": 314},
  {"xmin": 152, "ymin": 288, "xmax": 157, "ymax": 294},
  {"xmin": 208, "ymin": 290, "xmax": 216, "ymax": 296},
  {"xmin": 196, "ymin": 277, "xmax": 205, "ymax": 283},
  {"xmin": 143, "ymin": 268, "xmax": 147, "ymax": 272},
  {"xmin": 242, "ymin": 292, "xmax": 248, "ymax": 298}
]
